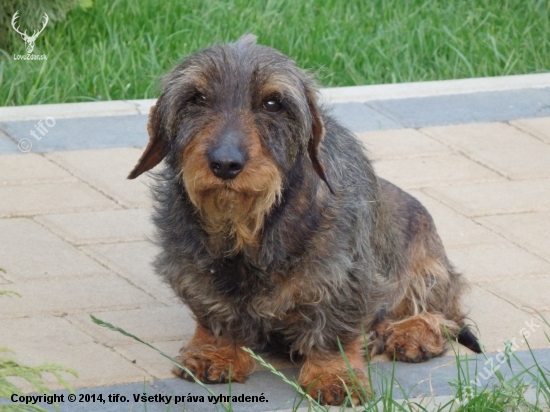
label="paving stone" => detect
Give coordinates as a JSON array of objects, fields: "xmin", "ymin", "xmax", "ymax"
[
  {"xmin": 0, "ymin": 131, "xmax": 19, "ymax": 154},
  {"xmin": 447, "ymin": 241, "xmax": 550, "ymax": 283},
  {"xmin": 0, "ymin": 181, "xmax": 118, "ymax": 218},
  {"xmin": 476, "ymin": 212, "xmax": 550, "ymax": 261},
  {"xmin": 356, "ymin": 128, "xmax": 452, "ymax": 160},
  {"xmin": 374, "ymin": 153, "xmax": 501, "ymax": 189},
  {"xmin": 112, "ymin": 341, "xmax": 186, "ymax": 380},
  {"xmin": 46, "ymin": 148, "xmax": 153, "ymax": 208},
  {"xmin": 424, "ymin": 178, "xmax": 550, "ymax": 217},
  {"xmin": 409, "ymin": 190, "xmax": 503, "ymax": 247},
  {"xmin": 0, "ymin": 218, "xmax": 110, "ymax": 280},
  {"xmin": 0, "ymin": 316, "xmax": 148, "ymax": 390},
  {"xmin": 35, "ymin": 209, "xmax": 154, "ymax": 246},
  {"xmin": 464, "ymin": 285, "xmax": 550, "ymax": 352},
  {"xmin": 68, "ymin": 306, "xmax": 194, "ymax": 346},
  {"xmin": 0, "ymin": 153, "xmax": 75, "ymax": 186},
  {"xmin": 115, "ymin": 340, "xmax": 299, "ymax": 381},
  {"xmin": 81, "ymin": 241, "xmax": 176, "ymax": 303},
  {"xmin": 484, "ymin": 276, "xmax": 550, "ymax": 314},
  {"xmin": 29, "ymin": 343, "xmax": 149, "ymax": 390},
  {"xmin": 0, "ymin": 115, "xmax": 148, "ymax": 152},
  {"xmin": 330, "ymin": 102, "xmax": 403, "ymax": 132},
  {"xmin": 539, "ymin": 313, "xmax": 550, "ymax": 331},
  {"xmin": 422, "ymin": 122, "xmax": 550, "ymax": 179},
  {"xmin": 0, "ymin": 275, "xmax": 158, "ymax": 318},
  {"xmin": 367, "ymin": 87, "xmax": 550, "ymax": 128},
  {"xmin": 0, "ymin": 316, "xmax": 94, "ymax": 347},
  {"xmin": 510, "ymin": 117, "xmax": 550, "ymax": 144}
]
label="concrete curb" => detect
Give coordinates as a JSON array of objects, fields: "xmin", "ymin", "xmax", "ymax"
[
  {"xmin": 1, "ymin": 73, "xmax": 549, "ymax": 121},
  {"xmin": 10, "ymin": 349, "xmax": 550, "ymax": 412},
  {"xmin": 0, "ymin": 100, "xmax": 141, "ymax": 122},
  {"xmin": 321, "ymin": 72, "xmax": 550, "ymax": 103}
]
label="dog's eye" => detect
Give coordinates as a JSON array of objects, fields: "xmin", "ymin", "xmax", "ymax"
[
  {"xmin": 191, "ymin": 92, "xmax": 208, "ymax": 105},
  {"xmin": 263, "ymin": 99, "xmax": 282, "ymax": 113}
]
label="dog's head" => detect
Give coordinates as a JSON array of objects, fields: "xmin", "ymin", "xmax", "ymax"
[{"xmin": 129, "ymin": 34, "xmax": 332, "ymax": 250}]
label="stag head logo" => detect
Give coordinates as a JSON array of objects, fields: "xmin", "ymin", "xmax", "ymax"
[{"xmin": 11, "ymin": 11, "xmax": 49, "ymax": 55}]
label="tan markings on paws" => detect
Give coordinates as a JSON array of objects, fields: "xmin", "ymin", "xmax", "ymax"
[
  {"xmin": 172, "ymin": 325, "xmax": 255, "ymax": 383},
  {"xmin": 298, "ymin": 338, "xmax": 371, "ymax": 406},
  {"xmin": 376, "ymin": 313, "xmax": 458, "ymax": 363}
]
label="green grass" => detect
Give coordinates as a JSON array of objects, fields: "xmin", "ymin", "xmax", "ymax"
[
  {"xmin": 0, "ymin": 348, "xmax": 77, "ymax": 412},
  {"xmin": 1, "ymin": 0, "xmax": 549, "ymax": 106}
]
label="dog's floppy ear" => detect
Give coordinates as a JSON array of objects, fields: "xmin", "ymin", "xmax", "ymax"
[
  {"xmin": 128, "ymin": 104, "xmax": 166, "ymax": 179},
  {"xmin": 306, "ymin": 90, "xmax": 334, "ymax": 194}
]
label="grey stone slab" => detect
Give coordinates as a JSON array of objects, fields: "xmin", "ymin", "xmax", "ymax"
[
  {"xmin": 154, "ymin": 369, "xmax": 305, "ymax": 412},
  {"xmin": 11, "ymin": 370, "xmax": 305, "ymax": 412},
  {"xmin": 367, "ymin": 87, "xmax": 550, "ymax": 128},
  {"xmin": 329, "ymin": 102, "xmax": 403, "ymax": 132},
  {"xmin": 36, "ymin": 383, "xmax": 167, "ymax": 412},
  {"xmin": 0, "ymin": 132, "xmax": 20, "ymax": 154},
  {"xmin": 10, "ymin": 349, "xmax": 548, "ymax": 411},
  {"xmin": 372, "ymin": 349, "xmax": 550, "ymax": 399},
  {"xmin": 0, "ymin": 115, "xmax": 148, "ymax": 153}
]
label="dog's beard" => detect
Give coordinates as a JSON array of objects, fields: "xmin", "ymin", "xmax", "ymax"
[{"xmin": 183, "ymin": 171, "xmax": 282, "ymax": 254}]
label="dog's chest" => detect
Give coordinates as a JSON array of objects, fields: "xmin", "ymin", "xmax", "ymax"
[
  {"xmin": 209, "ymin": 257, "xmax": 249, "ymax": 296},
  {"xmin": 208, "ymin": 256, "xmax": 299, "ymax": 320}
]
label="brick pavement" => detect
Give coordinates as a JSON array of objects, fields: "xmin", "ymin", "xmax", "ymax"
[{"xmin": 0, "ymin": 74, "xmax": 549, "ymax": 411}]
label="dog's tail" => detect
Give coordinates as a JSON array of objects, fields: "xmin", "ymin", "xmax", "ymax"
[{"xmin": 457, "ymin": 326, "xmax": 482, "ymax": 353}]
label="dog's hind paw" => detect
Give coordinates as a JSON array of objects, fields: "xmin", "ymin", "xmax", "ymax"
[{"xmin": 376, "ymin": 313, "xmax": 453, "ymax": 363}]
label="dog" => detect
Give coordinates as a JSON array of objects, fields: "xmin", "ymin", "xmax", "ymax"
[{"xmin": 128, "ymin": 34, "xmax": 481, "ymax": 406}]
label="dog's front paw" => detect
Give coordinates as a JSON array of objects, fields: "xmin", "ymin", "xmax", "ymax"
[
  {"xmin": 377, "ymin": 314, "xmax": 453, "ymax": 363},
  {"xmin": 172, "ymin": 353, "xmax": 225, "ymax": 383},
  {"xmin": 172, "ymin": 326, "xmax": 255, "ymax": 383},
  {"xmin": 299, "ymin": 341, "xmax": 371, "ymax": 406},
  {"xmin": 300, "ymin": 368, "xmax": 371, "ymax": 406}
]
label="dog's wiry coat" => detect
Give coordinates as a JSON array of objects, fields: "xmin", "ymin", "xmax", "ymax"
[{"xmin": 129, "ymin": 34, "xmax": 481, "ymax": 406}]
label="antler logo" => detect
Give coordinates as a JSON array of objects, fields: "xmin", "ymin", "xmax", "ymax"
[{"xmin": 11, "ymin": 11, "xmax": 49, "ymax": 55}]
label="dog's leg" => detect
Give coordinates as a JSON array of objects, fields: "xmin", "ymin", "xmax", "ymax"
[
  {"xmin": 373, "ymin": 179, "xmax": 481, "ymax": 361},
  {"xmin": 298, "ymin": 337, "xmax": 371, "ymax": 406},
  {"xmin": 372, "ymin": 255, "xmax": 480, "ymax": 361},
  {"xmin": 173, "ymin": 325, "xmax": 255, "ymax": 383}
]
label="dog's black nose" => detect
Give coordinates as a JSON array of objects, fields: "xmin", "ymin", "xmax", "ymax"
[{"xmin": 208, "ymin": 144, "xmax": 245, "ymax": 180}]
